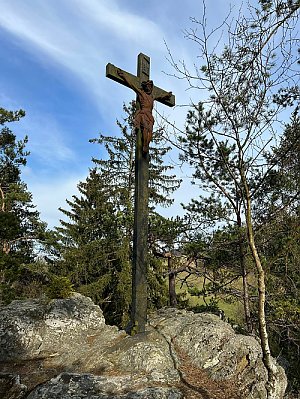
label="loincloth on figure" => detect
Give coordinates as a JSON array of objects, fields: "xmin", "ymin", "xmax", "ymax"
[{"xmin": 135, "ymin": 109, "xmax": 154, "ymax": 133}]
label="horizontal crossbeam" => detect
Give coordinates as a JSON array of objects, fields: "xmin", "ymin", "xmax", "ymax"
[{"xmin": 106, "ymin": 63, "xmax": 175, "ymax": 107}]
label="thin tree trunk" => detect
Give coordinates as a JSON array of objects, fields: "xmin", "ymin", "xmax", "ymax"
[
  {"xmin": 237, "ymin": 214, "xmax": 252, "ymax": 332},
  {"xmin": 242, "ymin": 173, "xmax": 279, "ymax": 398},
  {"xmin": 0, "ymin": 184, "xmax": 5, "ymax": 212},
  {"xmin": 241, "ymin": 264, "xmax": 252, "ymax": 332},
  {"xmin": 168, "ymin": 257, "xmax": 177, "ymax": 307}
]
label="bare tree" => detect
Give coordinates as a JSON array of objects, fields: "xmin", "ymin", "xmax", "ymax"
[{"xmin": 166, "ymin": 1, "xmax": 300, "ymax": 396}]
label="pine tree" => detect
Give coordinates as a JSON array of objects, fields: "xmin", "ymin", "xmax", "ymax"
[
  {"xmin": 57, "ymin": 168, "xmax": 132, "ymax": 325},
  {"xmin": 57, "ymin": 102, "xmax": 181, "ymax": 327},
  {"xmin": 168, "ymin": 1, "xmax": 299, "ymax": 393},
  {"xmin": 254, "ymin": 111, "xmax": 300, "ymax": 391},
  {"xmin": 178, "ymin": 103, "xmax": 253, "ymax": 331},
  {"xmin": 0, "ymin": 108, "xmax": 47, "ymax": 303}
]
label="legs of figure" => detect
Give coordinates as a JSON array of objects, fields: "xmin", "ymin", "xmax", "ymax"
[
  {"xmin": 134, "ymin": 111, "xmax": 153, "ymax": 153},
  {"xmin": 142, "ymin": 128, "xmax": 152, "ymax": 153}
]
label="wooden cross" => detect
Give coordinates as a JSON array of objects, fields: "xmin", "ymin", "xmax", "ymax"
[{"xmin": 106, "ymin": 53, "xmax": 175, "ymax": 333}]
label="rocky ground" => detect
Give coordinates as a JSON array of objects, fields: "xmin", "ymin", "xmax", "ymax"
[{"xmin": 0, "ymin": 293, "xmax": 287, "ymax": 398}]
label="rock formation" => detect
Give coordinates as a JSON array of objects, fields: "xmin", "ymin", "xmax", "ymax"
[{"xmin": 0, "ymin": 293, "xmax": 287, "ymax": 398}]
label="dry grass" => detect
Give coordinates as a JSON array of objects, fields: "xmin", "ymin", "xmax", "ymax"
[{"xmin": 174, "ymin": 343, "xmax": 242, "ymax": 399}]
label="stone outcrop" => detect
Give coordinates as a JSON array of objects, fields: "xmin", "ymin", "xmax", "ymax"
[
  {"xmin": 0, "ymin": 293, "xmax": 287, "ymax": 399},
  {"xmin": 25, "ymin": 373, "xmax": 183, "ymax": 399}
]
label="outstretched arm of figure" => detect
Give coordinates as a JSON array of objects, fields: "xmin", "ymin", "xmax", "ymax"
[{"xmin": 117, "ymin": 69, "xmax": 141, "ymax": 95}]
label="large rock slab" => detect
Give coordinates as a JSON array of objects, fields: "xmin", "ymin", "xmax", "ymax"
[
  {"xmin": 149, "ymin": 308, "xmax": 287, "ymax": 399},
  {"xmin": 26, "ymin": 373, "xmax": 183, "ymax": 399},
  {"xmin": 0, "ymin": 293, "xmax": 116, "ymax": 361},
  {"xmin": 0, "ymin": 293, "xmax": 125, "ymax": 390},
  {"xmin": 0, "ymin": 294, "xmax": 287, "ymax": 399}
]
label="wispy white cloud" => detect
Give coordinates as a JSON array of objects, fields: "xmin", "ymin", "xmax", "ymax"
[
  {"xmin": 0, "ymin": 0, "xmax": 234, "ymax": 228},
  {"xmin": 0, "ymin": 0, "xmax": 202, "ymax": 127},
  {"xmin": 0, "ymin": 93, "xmax": 75, "ymax": 167},
  {"xmin": 71, "ymin": 0, "xmax": 164, "ymax": 46},
  {"xmin": 0, "ymin": 0, "xmax": 168, "ymax": 109},
  {"xmin": 26, "ymin": 172, "xmax": 85, "ymax": 229},
  {"xmin": 22, "ymin": 111, "xmax": 75, "ymax": 165},
  {"xmin": 0, "ymin": 0, "xmax": 233, "ymax": 106}
]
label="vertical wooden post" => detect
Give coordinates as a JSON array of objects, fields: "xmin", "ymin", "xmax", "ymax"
[
  {"xmin": 106, "ymin": 53, "xmax": 175, "ymax": 334},
  {"xmin": 131, "ymin": 54, "xmax": 150, "ymax": 333}
]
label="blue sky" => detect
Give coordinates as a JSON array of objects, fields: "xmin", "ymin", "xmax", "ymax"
[{"xmin": 0, "ymin": 0, "xmax": 236, "ymax": 228}]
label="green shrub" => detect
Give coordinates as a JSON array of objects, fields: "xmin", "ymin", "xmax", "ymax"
[
  {"xmin": 189, "ymin": 297, "xmax": 220, "ymax": 315},
  {"xmin": 46, "ymin": 276, "xmax": 74, "ymax": 299}
]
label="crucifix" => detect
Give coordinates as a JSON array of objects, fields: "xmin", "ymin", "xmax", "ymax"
[{"xmin": 106, "ymin": 53, "xmax": 175, "ymax": 333}]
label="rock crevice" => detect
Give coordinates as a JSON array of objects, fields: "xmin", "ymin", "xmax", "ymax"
[{"xmin": 0, "ymin": 294, "xmax": 287, "ymax": 398}]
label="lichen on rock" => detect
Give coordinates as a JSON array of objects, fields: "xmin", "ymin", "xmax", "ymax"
[{"xmin": 0, "ymin": 293, "xmax": 287, "ymax": 399}]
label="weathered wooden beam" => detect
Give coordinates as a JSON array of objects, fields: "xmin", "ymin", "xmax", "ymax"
[
  {"xmin": 106, "ymin": 63, "xmax": 140, "ymax": 89},
  {"xmin": 106, "ymin": 53, "xmax": 175, "ymax": 334},
  {"xmin": 106, "ymin": 63, "xmax": 175, "ymax": 107}
]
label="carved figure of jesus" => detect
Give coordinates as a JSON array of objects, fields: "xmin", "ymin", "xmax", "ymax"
[{"xmin": 117, "ymin": 69, "xmax": 172, "ymax": 153}]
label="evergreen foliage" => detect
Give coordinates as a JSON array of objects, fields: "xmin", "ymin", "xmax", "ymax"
[
  {"xmin": 57, "ymin": 102, "xmax": 181, "ymax": 327},
  {"xmin": 168, "ymin": 0, "xmax": 299, "ymax": 393},
  {"xmin": 2, "ymin": 0, "xmax": 299, "ymax": 392},
  {"xmin": 0, "ymin": 108, "xmax": 48, "ymax": 303},
  {"xmin": 254, "ymin": 113, "xmax": 300, "ymax": 391}
]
